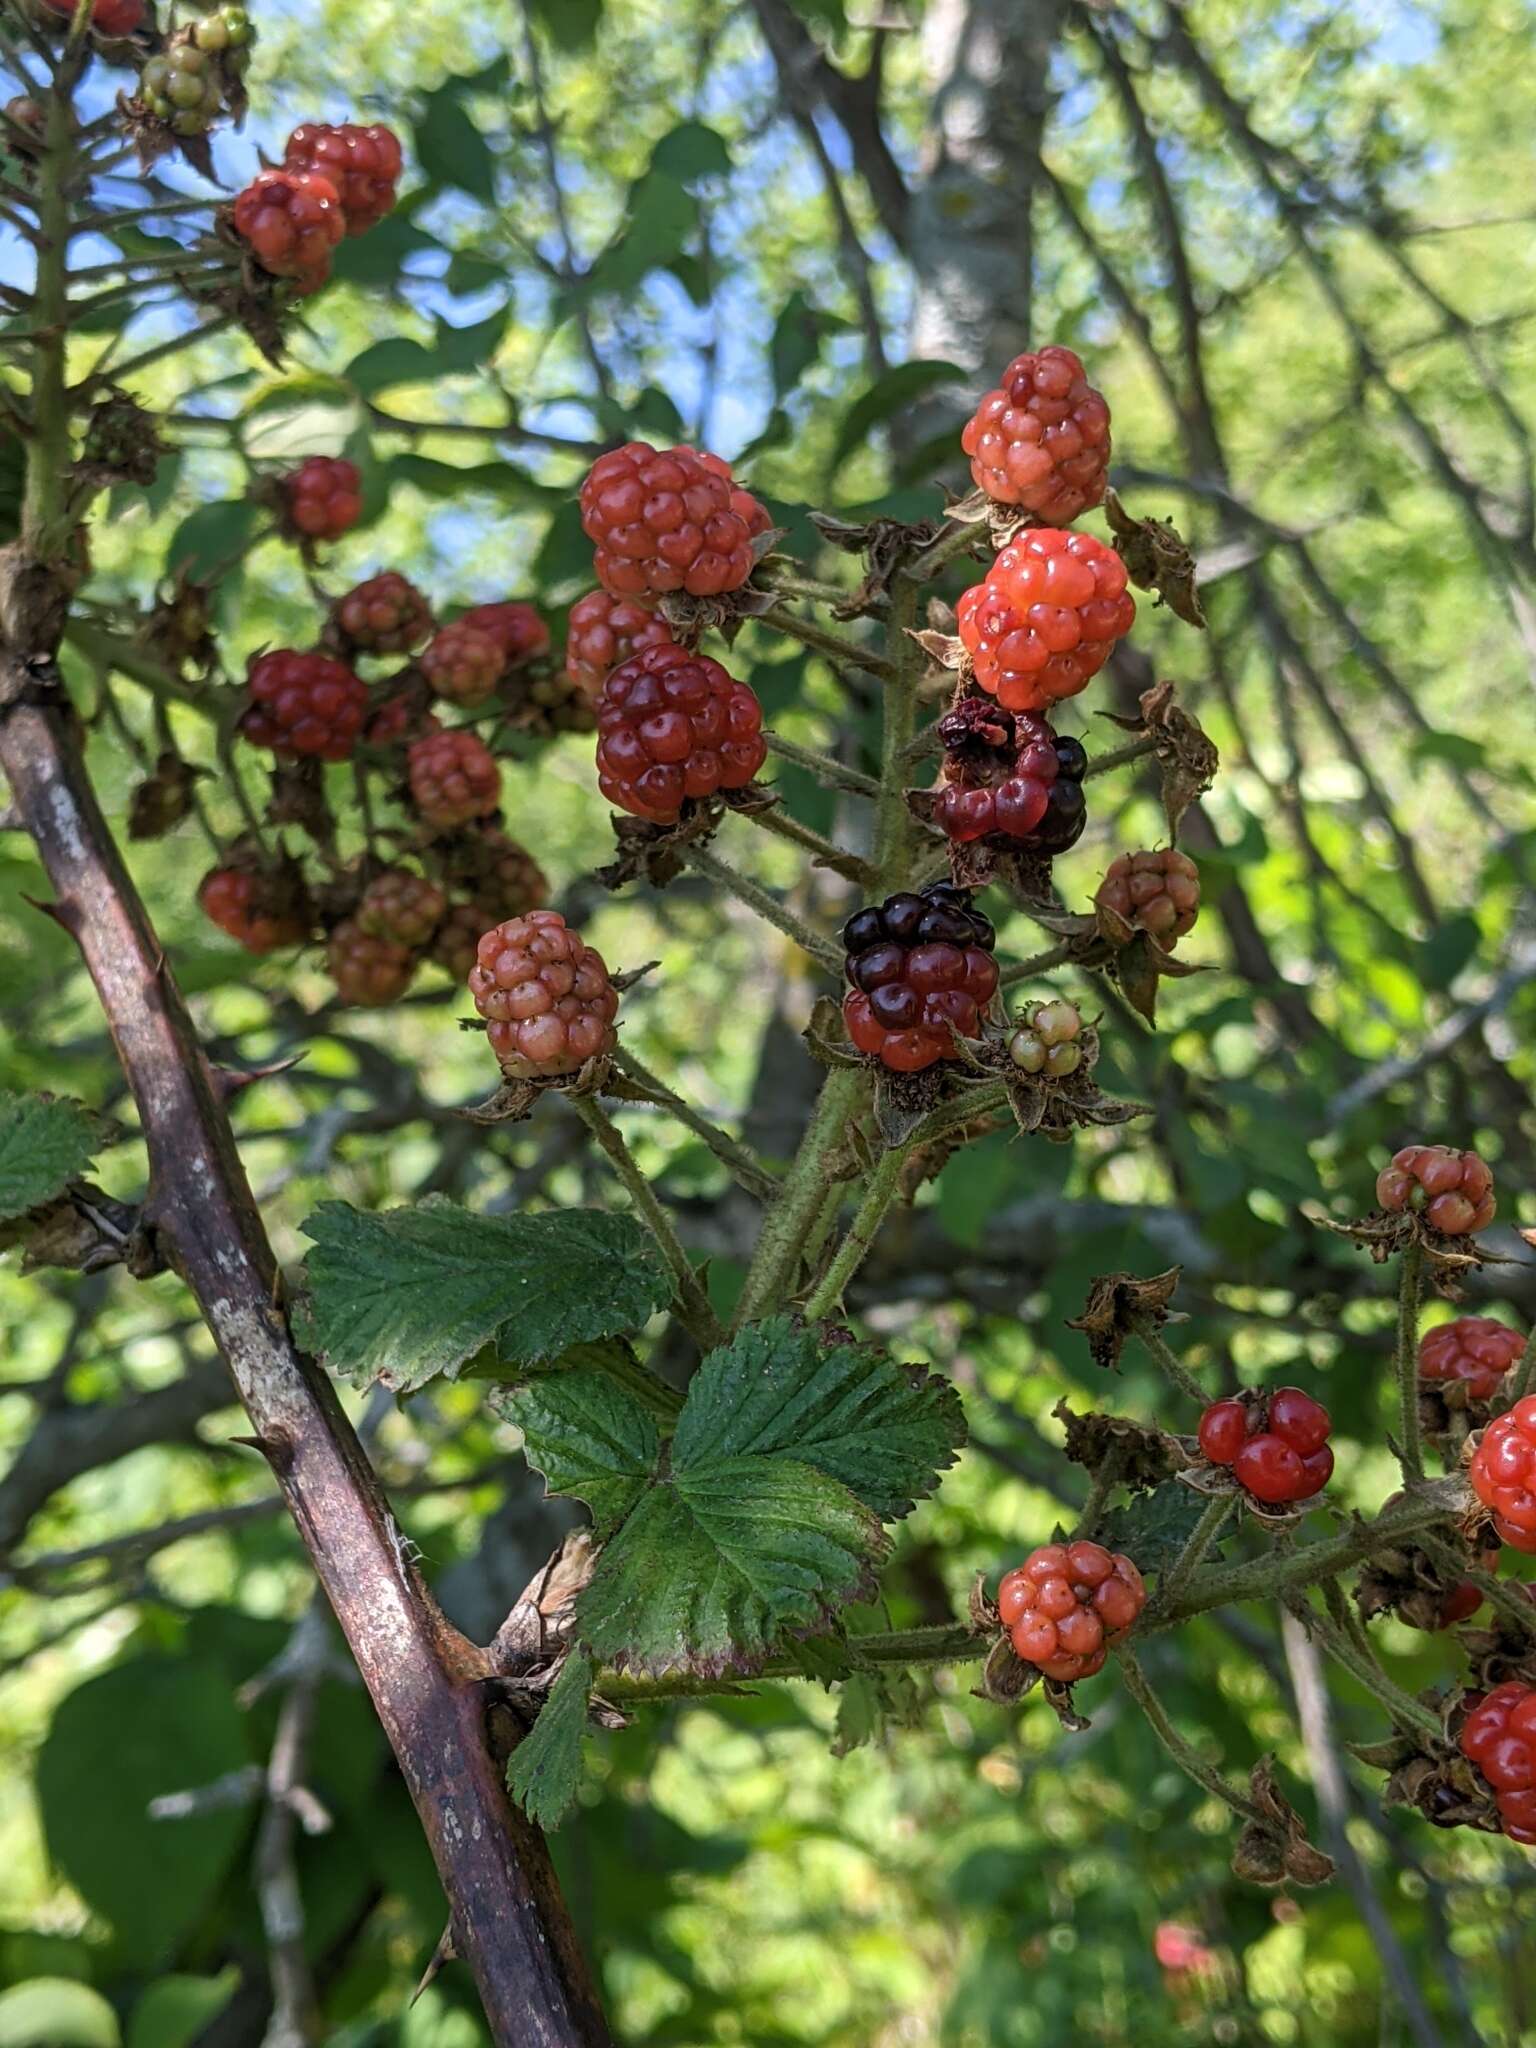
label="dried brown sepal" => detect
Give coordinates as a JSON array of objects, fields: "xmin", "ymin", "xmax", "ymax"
[
  {"xmin": 489, "ymin": 1530, "xmax": 600, "ymax": 1681},
  {"xmin": 872, "ymin": 1061, "xmax": 950, "ymax": 1149},
  {"xmin": 970, "ymin": 1574, "xmax": 999, "ymax": 1633},
  {"xmin": 127, "ymin": 749, "xmax": 204, "ymax": 840},
  {"xmin": 1040, "ymin": 1676, "xmax": 1092, "ymax": 1733},
  {"xmin": 1102, "ymin": 489, "xmax": 1206, "ymax": 629},
  {"xmin": 906, "ymin": 627, "xmax": 967, "ymax": 673},
  {"xmin": 1102, "ymin": 679, "xmax": 1220, "ymax": 838},
  {"xmin": 805, "ymin": 512, "xmax": 943, "ymax": 618},
  {"xmin": 1234, "ymin": 1758, "xmax": 1334, "ymax": 1887},
  {"xmin": 1067, "ymin": 1266, "xmax": 1183, "ymax": 1372},
  {"xmin": 1311, "ymin": 1205, "xmax": 1510, "ymax": 1298},
  {"xmin": 265, "ymin": 756, "xmax": 336, "ymax": 844},
  {"xmin": 1355, "ymin": 1535, "xmax": 1479, "ymax": 1632},
  {"xmin": 802, "ymin": 992, "xmax": 866, "ymax": 1071},
  {"xmin": 459, "ymin": 1051, "xmax": 616, "ymax": 1128},
  {"xmin": 658, "ymin": 566, "xmax": 783, "ymax": 649},
  {"xmin": 1383, "ymin": 1747, "xmax": 1501, "ymax": 1838},
  {"xmin": 1459, "ymin": 1602, "xmax": 1536, "ymax": 1692},
  {"xmin": 1053, "ymin": 1399, "xmax": 1178, "ymax": 1493},
  {"xmin": 140, "ymin": 567, "xmax": 218, "ymax": 675},
  {"xmin": 0, "ymin": 1181, "xmax": 164, "ymax": 1279},
  {"xmin": 115, "ymin": 92, "xmax": 216, "ymax": 177},
  {"xmin": 595, "ymin": 798, "xmax": 726, "ymax": 890},
  {"xmin": 77, "ymin": 391, "xmax": 165, "ymax": 490},
  {"xmin": 975, "ymin": 1633, "xmax": 1042, "ymax": 1707},
  {"xmin": 199, "ymin": 220, "xmax": 299, "ymax": 367}
]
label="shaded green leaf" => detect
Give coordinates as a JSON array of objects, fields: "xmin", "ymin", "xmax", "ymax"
[
  {"xmin": 0, "ymin": 1982, "xmax": 119, "ymax": 2048},
  {"xmin": 526, "ymin": 0, "xmax": 601, "ymax": 47},
  {"xmin": 506, "ymin": 1650, "xmax": 595, "ymax": 1830},
  {"xmin": 583, "ymin": 171, "xmax": 695, "ymax": 299},
  {"xmin": 652, "ymin": 120, "xmax": 732, "ymax": 182},
  {"xmin": 414, "ymin": 89, "xmax": 497, "ymax": 202},
  {"xmin": 300, "ymin": 1198, "xmax": 672, "ymax": 1392},
  {"xmin": 126, "ymin": 1974, "xmax": 240, "ymax": 2048},
  {"xmin": 0, "ymin": 1092, "xmax": 101, "ymax": 1222},
  {"xmin": 832, "ymin": 360, "xmax": 969, "ymax": 471},
  {"xmin": 495, "ymin": 1369, "xmax": 658, "ymax": 1533},
  {"xmin": 1097, "ymin": 1482, "xmax": 1221, "ymax": 1575},
  {"xmin": 165, "ymin": 499, "xmax": 256, "ymax": 580}
]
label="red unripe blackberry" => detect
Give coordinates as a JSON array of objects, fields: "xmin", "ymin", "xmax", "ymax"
[
  {"xmin": 326, "ymin": 918, "xmax": 415, "ymax": 1006},
  {"xmin": 960, "ymin": 345, "xmax": 1112, "ymax": 524},
  {"xmin": 1460, "ymin": 1682, "xmax": 1536, "ymax": 1843},
  {"xmin": 997, "ymin": 1542, "xmax": 1146, "ymax": 1683},
  {"xmin": 957, "ymin": 530, "xmax": 1134, "ymax": 713},
  {"xmin": 365, "ymin": 694, "xmax": 436, "ymax": 749},
  {"xmin": 474, "ymin": 830, "xmax": 550, "ymax": 921},
  {"xmin": 458, "ymin": 602, "xmax": 549, "ymax": 667},
  {"xmin": 356, "ymin": 869, "xmax": 446, "ymax": 947},
  {"xmin": 468, "ymin": 910, "xmax": 619, "ymax": 1078},
  {"xmin": 842, "ymin": 882, "xmax": 999, "ymax": 1074},
  {"xmin": 231, "ymin": 167, "xmax": 344, "ymax": 293},
  {"xmin": 1377, "ymin": 1145, "xmax": 1496, "ymax": 1236},
  {"xmin": 1433, "ymin": 1551, "xmax": 1505, "ymax": 1629},
  {"xmin": 565, "ymin": 589, "xmax": 676, "ymax": 701},
  {"xmin": 407, "ymin": 727, "xmax": 500, "ymax": 828},
  {"xmin": 1421, "ymin": 1318, "xmax": 1525, "ymax": 1403},
  {"xmin": 420, "ymin": 621, "xmax": 505, "ymax": 708},
  {"xmin": 933, "ymin": 700, "xmax": 1088, "ymax": 852},
  {"xmin": 282, "ymin": 122, "xmax": 402, "ymax": 233},
  {"xmin": 198, "ymin": 866, "xmax": 310, "ymax": 952},
  {"xmin": 1471, "ymin": 1398, "xmax": 1536, "ymax": 1552},
  {"xmin": 579, "ymin": 443, "xmax": 765, "ymax": 601},
  {"xmin": 1198, "ymin": 1387, "xmax": 1333, "ymax": 1505},
  {"xmin": 596, "ymin": 642, "xmax": 766, "ymax": 824},
  {"xmin": 280, "ymin": 456, "xmax": 362, "ymax": 542},
  {"xmin": 1097, "ymin": 848, "xmax": 1200, "ymax": 947},
  {"xmin": 41, "ymin": 0, "xmax": 144, "ymax": 31},
  {"xmin": 239, "ymin": 649, "xmax": 368, "ymax": 762},
  {"xmin": 335, "ymin": 572, "xmax": 433, "ymax": 654}
]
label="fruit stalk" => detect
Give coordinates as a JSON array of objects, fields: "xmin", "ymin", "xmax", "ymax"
[{"xmin": 1395, "ymin": 1239, "xmax": 1426, "ymax": 1480}]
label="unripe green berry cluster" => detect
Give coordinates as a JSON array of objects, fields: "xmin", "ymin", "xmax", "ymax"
[{"xmin": 1008, "ymin": 998, "xmax": 1083, "ymax": 1076}]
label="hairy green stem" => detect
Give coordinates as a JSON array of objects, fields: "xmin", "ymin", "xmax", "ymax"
[
  {"xmin": 1504, "ymin": 1326, "xmax": 1536, "ymax": 1407},
  {"xmin": 1117, "ymin": 1648, "xmax": 1267, "ymax": 1821},
  {"xmin": 1154, "ymin": 1494, "xmax": 1233, "ymax": 1610},
  {"xmin": 872, "ymin": 576, "xmax": 921, "ymax": 885},
  {"xmin": 763, "ymin": 730, "xmax": 880, "ymax": 800},
  {"xmin": 1418, "ymin": 1534, "xmax": 1536, "ymax": 1639},
  {"xmin": 1396, "ymin": 1239, "xmax": 1426, "ymax": 1480},
  {"xmin": 1284, "ymin": 1592, "xmax": 1442, "ymax": 1740},
  {"xmin": 904, "ymin": 516, "xmax": 988, "ymax": 584},
  {"xmin": 802, "ymin": 1145, "xmax": 909, "ymax": 1318},
  {"xmin": 740, "ymin": 800, "xmax": 874, "ymax": 885},
  {"xmin": 757, "ymin": 600, "xmax": 897, "ymax": 681},
  {"xmin": 683, "ymin": 844, "xmax": 843, "ymax": 974},
  {"xmin": 1131, "ymin": 1318, "xmax": 1209, "ymax": 1406},
  {"xmin": 608, "ymin": 1049, "xmax": 778, "ymax": 1201},
  {"xmin": 1071, "ymin": 1442, "xmax": 1126, "ymax": 1540},
  {"xmin": 568, "ymin": 1094, "xmax": 725, "ymax": 1352},
  {"xmin": 732, "ymin": 1067, "xmax": 867, "ymax": 1328},
  {"xmin": 599, "ymin": 1623, "xmax": 981, "ymax": 1701},
  {"xmin": 1083, "ymin": 734, "xmax": 1159, "ymax": 780},
  {"xmin": 999, "ymin": 944, "xmax": 1074, "ymax": 988}
]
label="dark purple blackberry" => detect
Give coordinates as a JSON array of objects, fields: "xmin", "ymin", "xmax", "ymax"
[{"xmin": 842, "ymin": 881, "xmax": 1000, "ymax": 1074}]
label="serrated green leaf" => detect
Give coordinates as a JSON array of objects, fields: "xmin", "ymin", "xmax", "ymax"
[
  {"xmin": 1097, "ymin": 1481, "xmax": 1221, "ymax": 1574},
  {"xmin": 495, "ymin": 1370, "xmax": 658, "ymax": 1533},
  {"xmin": 831, "ymin": 360, "xmax": 968, "ymax": 472},
  {"xmin": 0, "ymin": 1092, "xmax": 101, "ymax": 1222},
  {"xmin": 300, "ymin": 1198, "xmax": 672, "ymax": 1392},
  {"xmin": 576, "ymin": 1457, "xmax": 885, "ymax": 1676},
  {"xmin": 505, "ymin": 1650, "xmax": 594, "ymax": 1830},
  {"xmin": 671, "ymin": 1316, "xmax": 966, "ymax": 1521}
]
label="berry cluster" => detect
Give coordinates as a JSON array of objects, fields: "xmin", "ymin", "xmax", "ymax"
[
  {"xmin": 138, "ymin": 21, "xmax": 248, "ymax": 136},
  {"xmin": 1008, "ymin": 998, "xmax": 1083, "ymax": 1077},
  {"xmin": 1377, "ymin": 1145, "xmax": 1497, "ymax": 1236},
  {"xmin": 1471, "ymin": 1398, "xmax": 1536, "ymax": 1552},
  {"xmin": 335, "ymin": 573, "xmax": 434, "ymax": 654},
  {"xmin": 459, "ymin": 602, "xmax": 550, "ymax": 667},
  {"xmin": 842, "ymin": 884, "xmax": 998, "ymax": 1074},
  {"xmin": 468, "ymin": 912, "xmax": 619, "ymax": 1078},
  {"xmin": 1421, "ymin": 1318, "xmax": 1525, "ymax": 1404},
  {"xmin": 932, "ymin": 697, "xmax": 1087, "ymax": 853},
  {"xmin": 407, "ymin": 727, "xmax": 501, "ymax": 829},
  {"xmin": 421, "ymin": 621, "xmax": 505, "ymax": 709},
  {"xmin": 281, "ymin": 456, "xmax": 362, "ymax": 542},
  {"xmin": 1096, "ymin": 847, "xmax": 1200, "ymax": 947},
  {"xmin": 1198, "ymin": 1388, "xmax": 1334, "ymax": 1505},
  {"xmin": 566, "ymin": 590, "xmax": 675, "ymax": 701},
  {"xmin": 356, "ymin": 870, "xmax": 447, "ymax": 948},
  {"xmin": 961, "ymin": 346, "xmax": 1112, "ymax": 525},
  {"xmin": 198, "ymin": 866, "xmax": 310, "ymax": 954},
  {"xmin": 999, "ymin": 1542, "xmax": 1146, "ymax": 1683},
  {"xmin": 1460, "ymin": 1684, "xmax": 1536, "ymax": 1844},
  {"xmin": 231, "ymin": 167, "xmax": 344, "ymax": 296},
  {"xmin": 596, "ymin": 643, "xmax": 766, "ymax": 825},
  {"xmin": 579, "ymin": 444, "xmax": 768, "ymax": 602},
  {"xmin": 283, "ymin": 123, "xmax": 402, "ymax": 234},
  {"xmin": 238, "ymin": 650, "xmax": 368, "ymax": 762},
  {"xmin": 957, "ymin": 530, "xmax": 1134, "ymax": 712},
  {"xmin": 326, "ymin": 920, "xmax": 414, "ymax": 1008}
]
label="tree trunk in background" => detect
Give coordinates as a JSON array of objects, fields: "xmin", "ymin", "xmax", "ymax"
[{"xmin": 908, "ymin": 0, "xmax": 1066, "ymax": 399}]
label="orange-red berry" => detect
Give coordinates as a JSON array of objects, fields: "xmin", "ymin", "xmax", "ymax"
[
  {"xmin": 468, "ymin": 910, "xmax": 619, "ymax": 1078},
  {"xmin": 957, "ymin": 529, "xmax": 1133, "ymax": 712},
  {"xmin": 960, "ymin": 345, "xmax": 1111, "ymax": 523}
]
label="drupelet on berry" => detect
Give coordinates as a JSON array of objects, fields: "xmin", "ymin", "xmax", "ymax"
[
  {"xmin": 957, "ymin": 530, "xmax": 1134, "ymax": 712},
  {"xmin": 961, "ymin": 345, "xmax": 1112, "ymax": 524},
  {"xmin": 579, "ymin": 443, "xmax": 767, "ymax": 602},
  {"xmin": 468, "ymin": 910, "xmax": 619, "ymax": 1078},
  {"xmin": 842, "ymin": 883, "xmax": 998, "ymax": 1074},
  {"xmin": 327, "ymin": 919, "xmax": 415, "ymax": 1006},
  {"xmin": 565, "ymin": 589, "xmax": 676, "ymax": 701},
  {"xmin": 231, "ymin": 167, "xmax": 344, "ymax": 294},
  {"xmin": 283, "ymin": 122, "xmax": 402, "ymax": 234},
  {"xmin": 281, "ymin": 456, "xmax": 362, "ymax": 542},
  {"xmin": 1096, "ymin": 848, "xmax": 1200, "ymax": 946},
  {"xmin": 1197, "ymin": 1388, "xmax": 1333, "ymax": 1505},
  {"xmin": 596, "ymin": 642, "xmax": 766, "ymax": 824},
  {"xmin": 1377, "ymin": 1145, "xmax": 1496, "ymax": 1236},
  {"xmin": 1470, "ymin": 1397, "xmax": 1536, "ymax": 1552},
  {"xmin": 420, "ymin": 621, "xmax": 505, "ymax": 708},
  {"xmin": 238, "ymin": 649, "xmax": 368, "ymax": 762},
  {"xmin": 407, "ymin": 728, "xmax": 501, "ymax": 829},
  {"xmin": 1460, "ymin": 1681, "xmax": 1536, "ymax": 1844},
  {"xmin": 998, "ymin": 1542, "xmax": 1146, "ymax": 1683},
  {"xmin": 458, "ymin": 602, "xmax": 549, "ymax": 666},
  {"xmin": 1421, "ymin": 1318, "xmax": 1525, "ymax": 1404},
  {"xmin": 335, "ymin": 572, "xmax": 434, "ymax": 654}
]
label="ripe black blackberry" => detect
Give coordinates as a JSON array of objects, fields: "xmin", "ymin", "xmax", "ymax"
[{"xmin": 842, "ymin": 881, "xmax": 999, "ymax": 1073}]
